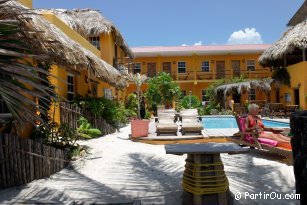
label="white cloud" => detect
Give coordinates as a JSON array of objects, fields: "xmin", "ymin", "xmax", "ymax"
[
  {"xmin": 228, "ymin": 28, "xmax": 263, "ymax": 44},
  {"xmin": 181, "ymin": 43, "xmax": 188, "ymax": 46},
  {"xmin": 193, "ymin": 41, "xmax": 202, "ymax": 46}
]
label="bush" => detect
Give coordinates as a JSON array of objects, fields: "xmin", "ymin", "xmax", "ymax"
[
  {"xmin": 124, "ymin": 93, "xmax": 138, "ymax": 118},
  {"xmin": 73, "ymin": 96, "xmax": 132, "ymax": 126},
  {"xmin": 146, "ymin": 72, "xmax": 181, "ymax": 109},
  {"xmin": 77, "ymin": 116, "xmax": 102, "ymax": 139},
  {"xmin": 178, "ymin": 95, "xmax": 205, "ymax": 115}
]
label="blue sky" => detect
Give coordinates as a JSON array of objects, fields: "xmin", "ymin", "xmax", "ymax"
[{"xmin": 33, "ymin": 0, "xmax": 304, "ymax": 47}]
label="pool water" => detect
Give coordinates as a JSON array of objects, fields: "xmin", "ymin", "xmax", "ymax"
[{"xmin": 202, "ymin": 116, "xmax": 290, "ymax": 129}]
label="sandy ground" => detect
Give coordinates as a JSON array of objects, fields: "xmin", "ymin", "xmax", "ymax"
[{"xmin": 0, "ymin": 121, "xmax": 299, "ymax": 205}]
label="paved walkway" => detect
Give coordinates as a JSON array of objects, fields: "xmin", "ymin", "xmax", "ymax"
[{"xmin": 0, "ymin": 124, "xmax": 299, "ymax": 205}]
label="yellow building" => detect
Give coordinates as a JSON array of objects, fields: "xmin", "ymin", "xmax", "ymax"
[
  {"xmin": 11, "ymin": 0, "xmax": 131, "ymax": 129},
  {"xmin": 259, "ymin": 1, "xmax": 307, "ymax": 109},
  {"xmin": 127, "ymin": 44, "xmax": 272, "ymax": 104}
]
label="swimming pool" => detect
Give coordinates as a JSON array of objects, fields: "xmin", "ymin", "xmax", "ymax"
[{"xmin": 202, "ymin": 116, "xmax": 290, "ymax": 129}]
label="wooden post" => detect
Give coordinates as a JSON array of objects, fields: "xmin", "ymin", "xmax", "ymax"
[{"xmin": 0, "ymin": 135, "xmax": 6, "ymax": 188}]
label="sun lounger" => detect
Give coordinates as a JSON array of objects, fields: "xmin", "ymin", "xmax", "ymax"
[
  {"xmin": 267, "ymin": 103, "xmax": 285, "ymax": 118},
  {"xmin": 233, "ymin": 103, "xmax": 246, "ymax": 115},
  {"xmin": 229, "ymin": 115, "xmax": 293, "ymax": 164},
  {"xmin": 156, "ymin": 114, "xmax": 178, "ymax": 136},
  {"xmin": 284, "ymin": 105, "xmax": 298, "ymax": 118},
  {"xmin": 156, "ymin": 122, "xmax": 178, "ymax": 136},
  {"xmin": 180, "ymin": 116, "xmax": 203, "ymax": 135}
]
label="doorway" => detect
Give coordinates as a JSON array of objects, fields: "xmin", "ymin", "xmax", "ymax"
[
  {"xmin": 231, "ymin": 60, "xmax": 240, "ymax": 77},
  {"xmin": 147, "ymin": 63, "xmax": 156, "ymax": 77},
  {"xmin": 233, "ymin": 92, "xmax": 241, "ymax": 103},
  {"xmin": 294, "ymin": 89, "xmax": 300, "ymax": 106},
  {"xmin": 216, "ymin": 61, "xmax": 225, "ymax": 79},
  {"xmin": 162, "ymin": 62, "xmax": 171, "ymax": 74},
  {"xmin": 275, "ymin": 90, "xmax": 280, "ymax": 103}
]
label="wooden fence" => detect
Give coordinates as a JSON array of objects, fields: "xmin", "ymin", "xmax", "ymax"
[
  {"xmin": 60, "ymin": 102, "xmax": 116, "ymax": 135},
  {"xmin": 0, "ymin": 134, "xmax": 68, "ymax": 189}
]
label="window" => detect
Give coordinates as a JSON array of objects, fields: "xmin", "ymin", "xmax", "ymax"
[
  {"xmin": 285, "ymin": 93, "xmax": 291, "ymax": 103},
  {"xmin": 132, "ymin": 63, "xmax": 141, "ymax": 74},
  {"xmin": 178, "ymin": 61, "xmax": 186, "ymax": 73},
  {"xmin": 248, "ymin": 89, "xmax": 256, "ymax": 100},
  {"xmin": 104, "ymin": 88, "xmax": 112, "ymax": 100},
  {"xmin": 202, "ymin": 90, "xmax": 209, "ymax": 102},
  {"xmin": 67, "ymin": 75, "xmax": 74, "ymax": 101},
  {"xmin": 201, "ymin": 61, "xmax": 210, "ymax": 72},
  {"xmin": 89, "ymin": 36, "xmax": 100, "ymax": 50},
  {"xmin": 247, "ymin": 60, "xmax": 255, "ymax": 71}
]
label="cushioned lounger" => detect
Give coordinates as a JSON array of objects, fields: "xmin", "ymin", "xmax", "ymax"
[{"xmin": 156, "ymin": 123, "xmax": 178, "ymax": 136}]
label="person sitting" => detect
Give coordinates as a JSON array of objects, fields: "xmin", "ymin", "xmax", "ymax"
[{"xmin": 245, "ymin": 104, "xmax": 290, "ymax": 143}]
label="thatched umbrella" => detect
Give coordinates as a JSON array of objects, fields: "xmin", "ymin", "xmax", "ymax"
[
  {"xmin": 36, "ymin": 8, "xmax": 134, "ymax": 59},
  {"xmin": 259, "ymin": 20, "xmax": 307, "ymax": 67},
  {"xmin": 1, "ymin": 0, "xmax": 127, "ymax": 89},
  {"xmin": 215, "ymin": 79, "xmax": 273, "ymax": 99}
]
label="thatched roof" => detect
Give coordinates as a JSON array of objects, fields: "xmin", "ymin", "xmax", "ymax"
[
  {"xmin": 215, "ymin": 79, "xmax": 273, "ymax": 98},
  {"xmin": 259, "ymin": 20, "xmax": 307, "ymax": 67},
  {"xmin": 1, "ymin": 0, "xmax": 127, "ymax": 89},
  {"xmin": 36, "ymin": 9, "xmax": 134, "ymax": 59},
  {"xmin": 288, "ymin": 1, "xmax": 307, "ymax": 26}
]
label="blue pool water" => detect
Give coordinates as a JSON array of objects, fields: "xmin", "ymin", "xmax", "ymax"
[{"xmin": 202, "ymin": 116, "xmax": 290, "ymax": 129}]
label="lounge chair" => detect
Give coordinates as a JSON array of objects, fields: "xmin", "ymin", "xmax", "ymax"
[
  {"xmin": 229, "ymin": 115, "xmax": 293, "ymax": 164},
  {"xmin": 284, "ymin": 105, "xmax": 298, "ymax": 118},
  {"xmin": 180, "ymin": 114, "xmax": 203, "ymax": 135},
  {"xmin": 233, "ymin": 103, "xmax": 246, "ymax": 115},
  {"xmin": 267, "ymin": 103, "xmax": 285, "ymax": 118},
  {"xmin": 179, "ymin": 109, "xmax": 201, "ymax": 121},
  {"xmin": 156, "ymin": 114, "xmax": 178, "ymax": 136}
]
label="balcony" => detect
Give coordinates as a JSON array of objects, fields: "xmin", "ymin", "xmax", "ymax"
[{"xmin": 126, "ymin": 68, "xmax": 271, "ymax": 82}]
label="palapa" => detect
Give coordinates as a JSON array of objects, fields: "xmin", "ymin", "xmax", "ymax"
[
  {"xmin": 215, "ymin": 79, "xmax": 273, "ymax": 99},
  {"xmin": 259, "ymin": 20, "xmax": 307, "ymax": 67},
  {"xmin": 36, "ymin": 8, "xmax": 134, "ymax": 59},
  {"xmin": 0, "ymin": 0, "xmax": 128, "ymax": 89}
]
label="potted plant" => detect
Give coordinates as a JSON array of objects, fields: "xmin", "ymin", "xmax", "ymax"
[{"xmin": 127, "ymin": 73, "xmax": 149, "ymax": 138}]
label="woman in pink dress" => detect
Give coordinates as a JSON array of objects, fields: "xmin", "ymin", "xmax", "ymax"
[{"xmin": 245, "ymin": 104, "xmax": 290, "ymax": 143}]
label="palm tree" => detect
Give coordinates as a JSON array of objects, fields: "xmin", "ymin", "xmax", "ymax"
[
  {"xmin": 127, "ymin": 73, "xmax": 147, "ymax": 119},
  {"xmin": 0, "ymin": 20, "xmax": 57, "ymax": 131}
]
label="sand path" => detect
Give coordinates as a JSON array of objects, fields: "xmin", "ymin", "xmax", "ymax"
[{"xmin": 0, "ymin": 124, "xmax": 299, "ymax": 205}]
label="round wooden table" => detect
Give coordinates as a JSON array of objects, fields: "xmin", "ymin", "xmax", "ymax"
[{"xmin": 165, "ymin": 143, "xmax": 248, "ymax": 205}]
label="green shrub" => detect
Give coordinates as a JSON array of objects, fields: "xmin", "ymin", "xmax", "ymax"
[
  {"xmin": 146, "ymin": 72, "xmax": 181, "ymax": 109},
  {"xmin": 77, "ymin": 116, "xmax": 102, "ymax": 139},
  {"xmin": 124, "ymin": 93, "xmax": 138, "ymax": 119},
  {"xmin": 178, "ymin": 95, "xmax": 202, "ymax": 109},
  {"xmin": 73, "ymin": 96, "xmax": 132, "ymax": 126}
]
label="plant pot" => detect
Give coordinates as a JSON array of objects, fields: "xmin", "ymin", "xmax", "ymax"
[{"xmin": 131, "ymin": 119, "xmax": 149, "ymax": 138}]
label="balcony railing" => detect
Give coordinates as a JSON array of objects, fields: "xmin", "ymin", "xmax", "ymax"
[{"xmin": 126, "ymin": 68, "xmax": 271, "ymax": 81}]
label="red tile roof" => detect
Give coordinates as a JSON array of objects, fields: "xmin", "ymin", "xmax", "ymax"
[{"xmin": 131, "ymin": 44, "xmax": 271, "ymax": 57}]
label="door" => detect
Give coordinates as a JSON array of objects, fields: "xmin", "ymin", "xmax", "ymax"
[
  {"xmin": 233, "ymin": 92, "xmax": 241, "ymax": 103},
  {"xmin": 216, "ymin": 61, "xmax": 225, "ymax": 79},
  {"xmin": 276, "ymin": 90, "xmax": 280, "ymax": 103},
  {"xmin": 162, "ymin": 62, "xmax": 171, "ymax": 74},
  {"xmin": 147, "ymin": 63, "xmax": 157, "ymax": 77},
  {"xmin": 294, "ymin": 89, "xmax": 300, "ymax": 106},
  {"xmin": 231, "ymin": 60, "xmax": 240, "ymax": 77}
]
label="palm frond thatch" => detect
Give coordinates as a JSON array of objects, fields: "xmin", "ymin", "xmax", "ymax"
[
  {"xmin": 0, "ymin": 0, "xmax": 127, "ymax": 89},
  {"xmin": 0, "ymin": 19, "xmax": 58, "ymax": 128},
  {"xmin": 214, "ymin": 78, "xmax": 273, "ymax": 98},
  {"xmin": 36, "ymin": 8, "xmax": 134, "ymax": 59},
  {"xmin": 259, "ymin": 20, "xmax": 307, "ymax": 67}
]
